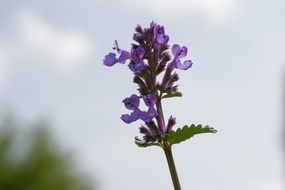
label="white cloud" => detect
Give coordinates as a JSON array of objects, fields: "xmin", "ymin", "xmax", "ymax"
[
  {"xmin": 0, "ymin": 7, "xmax": 95, "ymax": 90},
  {"xmin": 15, "ymin": 8, "xmax": 94, "ymax": 70},
  {"xmin": 123, "ymin": 0, "xmax": 239, "ymax": 23}
]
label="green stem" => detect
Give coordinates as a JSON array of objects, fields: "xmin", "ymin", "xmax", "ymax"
[
  {"xmin": 163, "ymin": 146, "xmax": 181, "ymax": 190},
  {"xmin": 156, "ymin": 98, "xmax": 166, "ymax": 137},
  {"xmin": 155, "ymin": 93, "xmax": 181, "ymax": 189}
]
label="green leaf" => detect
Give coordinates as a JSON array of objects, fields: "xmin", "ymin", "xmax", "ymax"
[
  {"xmin": 134, "ymin": 136, "xmax": 160, "ymax": 148},
  {"xmin": 166, "ymin": 124, "xmax": 217, "ymax": 145},
  {"xmin": 162, "ymin": 92, "xmax": 183, "ymax": 99}
]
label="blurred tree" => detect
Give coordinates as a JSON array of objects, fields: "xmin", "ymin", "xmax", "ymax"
[{"xmin": 0, "ymin": 115, "xmax": 95, "ymax": 190}]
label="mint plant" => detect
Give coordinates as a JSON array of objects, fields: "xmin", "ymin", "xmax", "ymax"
[{"xmin": 103, "ymin": 22, "xmax": 216, "ymax": 190}]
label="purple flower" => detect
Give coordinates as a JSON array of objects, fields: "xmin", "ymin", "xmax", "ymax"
[
  {"xmin": 123, "ymin": 94, "xmax": 140, "ymax": 110},
  {"xmin": 172, "ymin": 44, "xmax": 187, "ymax": 58},
  {"xmin": 143, "ymin": 94, "xmax": 157, "ymax": 121},
  {"xmin": 169, "ymin": 44, "xmax": 193, "ymax": 70},
  {"xmin": 121, "ymin": 94, "xmax": 157, "ymax": 124},
  {"xmin": 121, "ymin": 108, "xmax": 156, "ymax": 124},
  {"xmin": 103, "ymin": 22, "xmax": 196, "ymax": 140},
  {"xmin": 103, "ymin": 40, "xmax": 131, "ymax": 66},
  {"xmin": 153, "ymin": 24, "xmax": 169, "ymax": 45},
  {"xmin": 128, "ymin": 60, "xmax": 146, "ymax": 73},
  {"xmin": 128, "ymin": 46, "xmax": 146, "ymax": 72},
  {"xmin": 132, "ymin": 46, "xmax": 145, "ymax": 60}
]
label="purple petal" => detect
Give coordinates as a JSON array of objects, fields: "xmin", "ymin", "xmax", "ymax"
[
  {"xmin": 133, "ymin": 33, "xmax": 142, "ymax": 41},
  {"xmin": 117, "ymin": 50, "xmax": 131, "ymax": 64},
  {"xmin": 150, "ymin": 21, "xmax": 157, "ymax": 28},
  {"xmin": 111, "ymin": 40, "xmax": 131, "ymax": 64},
  {"xmin": 138, "ymin": 112, "xmax": 152, "ymax": 123},
  {"xmin": 121, "ymin": 109, "xmax": 141, "ymax": 124},
  {"xmin": 171, "ymin": 44, "xmax": 181, "ymax": 56},
  {"xmin": 153, "ymin": 25, "xmax": 169, "ymax": 45},
  {"xmin": 103, "ymin": 53, "xmax": 117, "ymax": 66},
  {"xmin": 128, "ymin": 61, "xmax": 136, "ymax": 72},
  {"xmin": 177, "ymin": 46, "xmax": 187, "ymax": 58},
  {"xmin": 123, "ymin": 94, "xmax": 140, "ymax": 110},
  {"xmin": 177, "ymin": 60, "xmax": 193, "ymax": 70},
  {"xmin": 136, "ymin": 47, "xmax": 145, "ymax": 59},
  {"xmin": 163, "ymin": 35, "xmax": 169, "ymax": 44},
  {"xmin": 171, "ymin": 44, "xmax": 188, "ymax": 58},
  {"xmin": 156, "ymin": 35, "xmax": 169, "ymax": 44},
  {"xmin": 169, "ymin": 58, "xmax": 179, "ymax": 69},
  {"xmin": 143, "ymin": 94, "xmax": 157, "ymax": 107},
  {"xmin": 154, "ymin": 25, "xmax": 165, "ymax": 35},
  {"xmin": 128, "ymin": 60, "xmax": 146, "ymax": 73},
  {"xmin": 120, "ymin": 114, "xmax": 132, "ymax": 124},
  {"xmin": 131, "ymin": 47, "xmax": 145, "ymax": 60},
  {"xmin": 137, "ymin": 106, "xmax": 157, "ymax": 122},
  {"xmin": 147, "ymin": 106, "xmax": 157, "ymax": 118},
  {"xmin": 121, "ymin": 111, "xmax": 139, "ymax": 124}
]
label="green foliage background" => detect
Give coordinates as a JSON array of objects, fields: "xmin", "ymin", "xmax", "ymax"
[{"xmin": 0, "ymin": 115, "xmax": 95, "ymax": 190}]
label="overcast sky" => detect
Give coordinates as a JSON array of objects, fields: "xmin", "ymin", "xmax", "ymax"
[{"xmin": 0, "ymin": 0, "xmax": 285, "ymax": 190}]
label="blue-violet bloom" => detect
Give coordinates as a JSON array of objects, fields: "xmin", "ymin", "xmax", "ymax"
[
  {"xmin": 154, "ymin": 24, "xmax": 169, "ymax": 45},
  {"xmin": 169, "ymin": 44, "xmax": 193, "ymax": 70},
  {"xmin": 128, "ymin": 46, "xmax": 146, "ymax": 73},
  {"xmin": 121, "ymin": 94, "xmax": 157, "ymax": 124},
  {"xmin": 103, "ymin": 40, "xmax": 131, "ymax": 66}
]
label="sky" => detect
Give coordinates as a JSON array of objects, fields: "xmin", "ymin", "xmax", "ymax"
[{"xmin": 0, "ymin": 0, "xmax": 285, "ymax": 189}]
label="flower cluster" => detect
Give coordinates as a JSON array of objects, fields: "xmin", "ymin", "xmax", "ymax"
[
  {"xmin": 103, "ymin": 22, "xmax": 193, "ymax": 143},
  {"xmin": 121, "ymin": 94, "xmax": 157, "ymax": 124}
]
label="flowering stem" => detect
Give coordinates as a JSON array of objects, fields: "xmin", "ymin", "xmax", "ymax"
[
  {"xmin": 156, "ymin": 95, "xmax": 181, "ymax": 189},
  {"xmin": 156, "ymin": 97, "xmax": 166, "ymax": 137},
  {"xmin": 163, "ymin": 145, "xmax": 181, "ymax": 190}
]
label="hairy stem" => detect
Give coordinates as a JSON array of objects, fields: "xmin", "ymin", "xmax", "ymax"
[
  {"xmin": 156, "ymin": 98, "xmax": 166, "ymax": 137},
  {"xmin": 164, "ymin": 146, "xmax": 181, "ymax": 190},
  {"xmin": 156, "ymin": 93, "xmax": 181, "ymax": 189}
]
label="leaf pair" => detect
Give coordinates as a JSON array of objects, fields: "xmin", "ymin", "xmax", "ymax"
[
  {"xmin": 135, "ymin": 124, "xmax": 217, "ymax": 148},
  {"xmin": 166, "ymin": 124, "xmax": 217, "ymax": 146}
]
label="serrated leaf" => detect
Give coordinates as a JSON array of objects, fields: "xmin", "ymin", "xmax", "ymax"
[
  {"xmin": 162, "ymin": 92, "xmax": 183, "ymax": 99},
  {"xmin": 134, "ymin": 136, "xmax": 160, "ymax": 148},
  {"xmin": 166, "ymin": 124, "xmax": 217, "ymax": 145}
]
